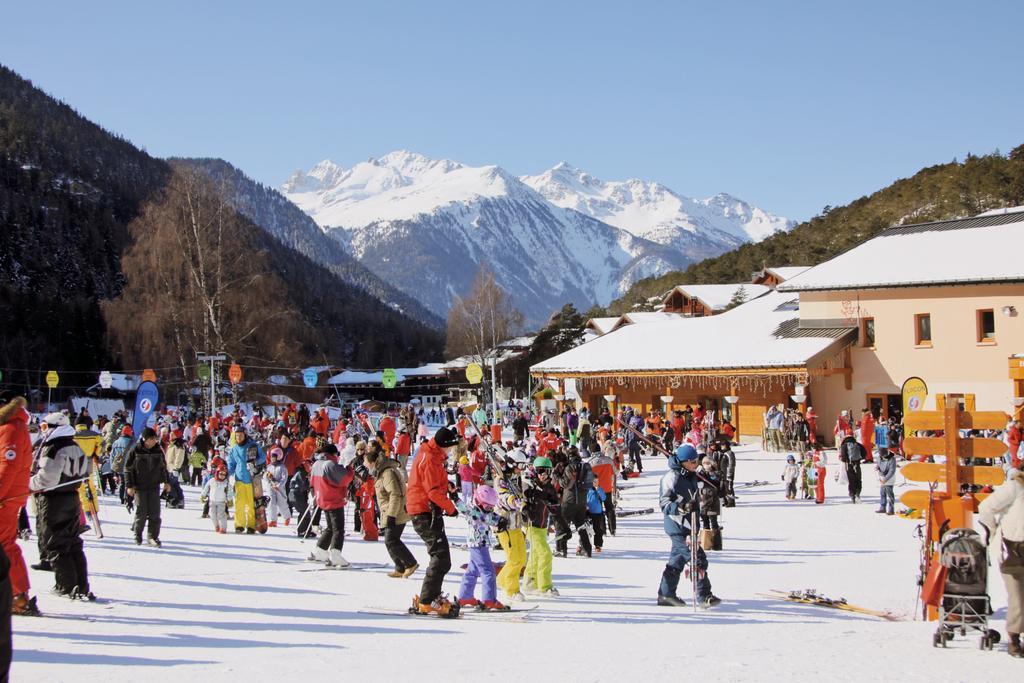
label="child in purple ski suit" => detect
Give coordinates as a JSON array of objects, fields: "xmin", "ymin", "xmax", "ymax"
[{"xmin": 457, "ymin": 485, "xmax": 509, "ymax": 611}]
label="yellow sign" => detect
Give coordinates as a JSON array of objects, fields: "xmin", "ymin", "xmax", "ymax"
[
  {"xmin": 45, "ymin": 370, "xmax": 59, "ymax": 389},
  {"xmin": 465, "ymin": 363, "xmax": 483, "ymax": 385},
  {"xmin": 901, "ymin": 376, "xmax": 927, "ymax": 415}
]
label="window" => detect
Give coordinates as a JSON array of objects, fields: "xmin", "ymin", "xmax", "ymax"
[
  {"xmin": 915, "ymin": 313, "xmax": 931, "ymax": 346},
  {"xmin": 977, "ymin": 309, "xmax": 996, "ymax": 343},
  {"xmin": 860, "ymin": 317, "xmax": 875, "ymax": 347}
]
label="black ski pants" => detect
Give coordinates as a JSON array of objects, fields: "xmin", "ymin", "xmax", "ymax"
[
  {"xmin": 316, "ymin": 508, "xmax": 345, "ymax": 552},
  {"xmin": 132, "ymin": 489, "xmax": 162, "ymax": 541},
  {"xmin": 604, "ymin": 492, "xmax": 616, "ymax": 535},
  {"xmin": 556, "ymin": 507, "xmax": 592, "ymax": 556},
  {"xmin": 384, "ymin": 521, "xmax": 417, "ymax": 572},
  {"xmin": 590, "ymin": 512, "xmax": 605, "ymax": 549},
  {"xmin": 628, "ymin": 439, "xmax": 643, "ymax": 472},
  {"xmin": 37, "ymin": 493, "xmax": 90, "ymax": 594},
  {"xmin": 846, "ymin": 462, "xmax": 862, "ymax": 499},
  {"xmin": 411, "ymin": 511, "xmax": 451, "ymax": 604}
]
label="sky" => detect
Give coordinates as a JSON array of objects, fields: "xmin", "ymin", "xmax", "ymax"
[{"xmin": 1, "ymin": 1, "xmax": 1021, "ymax": 221}]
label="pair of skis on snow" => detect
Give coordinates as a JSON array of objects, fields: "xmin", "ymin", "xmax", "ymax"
[{"xmin": 759, "ymin": 589, "xmax": 900, "ymax": 621}]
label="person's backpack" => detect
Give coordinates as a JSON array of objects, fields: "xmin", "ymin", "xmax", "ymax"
[
  {"xmin": 842, "ymin": 440, "xmax": 863, "ymax": 464},
  {"xmin": 806, "ymin": 465, "xmax": 819, "ymax": 485}
]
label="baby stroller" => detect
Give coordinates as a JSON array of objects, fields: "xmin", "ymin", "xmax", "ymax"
[{"xmin": 933, "ymin": 528, "xmax": 1000, "ymax": 649}]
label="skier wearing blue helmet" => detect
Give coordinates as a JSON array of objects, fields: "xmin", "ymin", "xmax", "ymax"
[{"xmin": 656, "ymin": 444, "xmax": 721, "ymax": 608}]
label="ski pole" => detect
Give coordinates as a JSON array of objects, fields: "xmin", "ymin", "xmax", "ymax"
[
  {"xmin": 297, "ymin": 501, "xmax": 319, "ymax": 543},
  {"xmin": 616, "ymin": 417, "xmax": 718, "ymax": 488},
  {"xmin": 0, "ymin": 474, "xmax": 95, "ymax": 505},
  {"xmin": 466, "ymin": 417, "xmax": 525, "ymax": 500}
]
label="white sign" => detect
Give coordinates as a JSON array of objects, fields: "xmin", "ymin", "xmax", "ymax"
[{"xmin": 99, "ymin": 370, "xmax": 113, "ymax": 389}]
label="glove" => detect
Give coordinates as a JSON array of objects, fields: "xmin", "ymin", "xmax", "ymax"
[
  {"xmin": 444, "ymin": 508, "xmax": 459, "ymax": 518},
  {"xmin": 386, "ymin": 516, "xmax": 396, "ymax": 530}
]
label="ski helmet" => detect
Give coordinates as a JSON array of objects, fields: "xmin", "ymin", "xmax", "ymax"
[
  {"xmin": 533, "ymin": 456, "xmax": 553, "ymax": 470},
  {"xmin": 474, "ymin": 485, "xmax": 499, "ymax": 510},
  {"xmin": 674, "ymin": 444, "xmax": 698, "ymax": 464},
  {"xmin": 506, "ymin": 449, "xmax": 529, "ymax": 467},
  {"xmin": 269, "ymin": 446, "xmax": 284, "ymax": 462},
  {"xmin": 786, "ymin": 454, "xmax": 795, "ymax": 463}
]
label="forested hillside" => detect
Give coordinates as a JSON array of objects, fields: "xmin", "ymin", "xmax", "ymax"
[
  {"xmin": 0, "ymin": 64, "xmax": 442, "ymax": 380},
  {"xmin": 607, "ymin": 148, "xmax": 1024, "ymax": 314}
]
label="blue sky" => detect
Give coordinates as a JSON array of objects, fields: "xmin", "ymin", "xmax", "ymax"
[{"xmin": 2, "ymin": 1, "xmax": 1021, "ymax": 221}]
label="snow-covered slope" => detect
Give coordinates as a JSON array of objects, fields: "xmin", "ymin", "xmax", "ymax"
[
  {"xmin": 521, "ymin": 162, "xmax": 794, "ymax": 249},
  {"xmin": 282, "ymin": 152, "xmax": 790, "ymax": 325}
]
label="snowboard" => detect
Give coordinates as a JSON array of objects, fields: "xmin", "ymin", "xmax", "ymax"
[{"xmin": 245, "ymin": 443, "xmax": 269, "ymax": 534}]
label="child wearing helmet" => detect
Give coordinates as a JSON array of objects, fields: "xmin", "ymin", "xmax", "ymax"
[
  {"xmin": 456, "ymin": 485, "xmax": 509, "ymax": 611},
  {"xmin": 201, "ymin": 467, "xmax": 233, "ymax": 533},
  {"xmin": 264, "ymin": 447, "xmax": 290, "ymax": 527},
  {"xmin": 495, "ymin": 450, "xmax": 528, "ymax": 601},
  {"xmin": 782, "ymin": 455, "xmax": 799, "ymax": 500},
  {"xmin": 523, "ymin": 457, "xmax": 560, "ymax": 597}
]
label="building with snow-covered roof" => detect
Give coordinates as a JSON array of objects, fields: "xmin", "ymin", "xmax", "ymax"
[
  {"xmin": 751, "ymin": 266, "xmax": 811, "ymax": 288},
  {"xmin": 776, "ymin": 209, "xmax": 1024, "ymax": 425},
  {"xmin": 532, "ymin": 290, "xmax": 856, "ymax": 439},
  {"xmin": 586, "ymin": 317, "xmax": 619, "ymax": 337},
  {"xmin": 609, "ymin": 311, "xmax": 684, "ymax": 331},
  {"xmin": 662, "ymin": 283, "xmax": 770, "ymax": 317}
]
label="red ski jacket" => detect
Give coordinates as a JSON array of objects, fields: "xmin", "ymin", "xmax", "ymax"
[{"xmin": 406, "ymin": 439, "xmax": 456, "ymax": 516}]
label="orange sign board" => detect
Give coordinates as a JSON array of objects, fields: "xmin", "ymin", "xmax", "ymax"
[
  {"xmin": 228, "ymin": 363, "xmax": 243, "ymax": 384},
  {"xmin": 900, "ymin": 489, "xmax": 990, "ymax": 510},
  {"xmin": 900, "ymin": 461, "xmax": 1004, "ymax": 487},
  {"xmin": 141, "ymin": 368, "xmax": 157, "ymax": 382},
  {"xmin": 903, "ymin": 436, "xmax": 1007, "ymax": 459},
  {"xmin": 904, "ymin": 410, "xmax": 1008, "ymax": 432}
]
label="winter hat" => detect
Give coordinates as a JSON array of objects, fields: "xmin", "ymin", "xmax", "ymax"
[
  {"xmin": 141, "ymin": 427, "xmax": 158, "ymax": 440},
  {"xmin": 786, "ymin": 454, "xmax": 795, "ymax": 463},
  {"xmin": 433, "ymin": 426, "xmax": 460, "ymax": 449},
  {"xmin": 44, "ymin": 412, "xmax": 70, "ymax": 427},
  {"xmin": 674, "ymin": 444, "xmax": 698, "ymax": 463},
  {"xmin": 233, "ymin": 425, "xmax": 246, "ymax": 433},
  {"xmin": 121, "ymin": 425, "xmax": 133, "ymax": 437},
  {"xmin": 316, "ymin": 442, "xmax": 339, "ymax": 456}
]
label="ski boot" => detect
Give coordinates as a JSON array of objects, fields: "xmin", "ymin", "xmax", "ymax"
[
  {"xmin": 30, "ymin": 560, "xmax": 52, "ymax": 572},
  {"xmin": 541, "ymin": 587, "xmax": 560, "ymax": 597},
  {"xmin": 12, "ymin": 593, "xmax": 41, "ymax": 616},
  {"xmin": 147, "ymin": 538, "xmax": 162, "ymax": 548},
  {"xmin": 308, "ymin": 547, "xmax": 329, "ymax": 563},
  {"xmin": 482, "ymin": 600, "xmax": 510, "ymax": 611},
  {"xmin": 71, "ymin": 587, "xmax": 97, "ymax": 602},
  {"xmin": 412, "ymin": 594, "xmax": 460, "ymax": 618},
  {"xmin": 698, "ymin": 594, "xmax": 722, "ymax": 609},
  {"xmin": 505, "ymin": 591, "xmax": 526, "ymax": 603},
  {"xmin": 326, "ymin": 549, "xmax": 350, "ymax": 569},
  {"xmin": 401, "ymin": 562, "xmax": 419, "ymax": 578},
  {"xmin": 458, "ymin": 597, "xmax": 479, "ymax": 609},
  {"xmin": 657, "ymin": 594, "xmax": 686, "ymax": 607}
]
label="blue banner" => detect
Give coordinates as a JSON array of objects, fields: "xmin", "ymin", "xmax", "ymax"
[{"xmin": 131, "ymin": 380, "xmax": 160, "ymax": 441}]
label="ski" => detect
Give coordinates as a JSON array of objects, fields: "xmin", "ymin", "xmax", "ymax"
[
  {"xmin": 358, "ymin": 605, "xmax": 533, "ymax": 621},
  {"xmin": 298, "ymin": 562, "xmax": 390, "ymax": 572},
  {"xmin": 736, "ymin": 480, "xmax": 770, "ymax": 488},
  {"xmin": 617, "ymin": 507, "xmax": 655, "ymax": 517},
  {"xmin": 760, "ymin": 589, "xmax": 901, "ymax": 621}
]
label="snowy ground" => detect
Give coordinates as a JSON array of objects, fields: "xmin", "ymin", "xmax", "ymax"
[{"xmin": 12, "ymin": 444, "xmax": 1019, "ymax": 681}]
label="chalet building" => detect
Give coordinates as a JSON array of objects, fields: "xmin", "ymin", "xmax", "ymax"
[
  {"xmin": 533, "ymin": 210, "xmax": 1024, "ymax": 445},
  {"xmin": 661, "ymin": 283, "xmax": 770, "ymax": 317},
  {"xmin": 778, "ymin": 208, "xmax": 1024, "ymax": 424}
]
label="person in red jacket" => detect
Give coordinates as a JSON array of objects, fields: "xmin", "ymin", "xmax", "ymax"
[
  {"xmin": 0, "ymin": 393, "xmax": 37, "ymax": 615},
  {"xmin": 379, "ymin": 414, "xmax": 397, "ymax": 453},
  {"xmin": 859, "ymin": 409, "xmax": 876, "ymax": 463},
  {"xmin": 394, "ymin": 428, "xmax": 412, "ymax": 468},
  {"xmin": 406, "ymin": 426, "xmax": 460, "ymax": 617},
  {"xmin": 309, "ymin": 443, "xmax": 354, "ymax": 568},
  {"xmin": 310, "ymin": 409, "xmax": 329, "ymax": 437}
]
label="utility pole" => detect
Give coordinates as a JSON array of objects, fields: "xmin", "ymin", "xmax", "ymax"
[{"xmin": 197, "ymin": 352, "xmax": 227, "ymax": 418}]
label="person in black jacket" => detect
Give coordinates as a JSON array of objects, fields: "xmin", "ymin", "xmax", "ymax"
[
  {"xmin": 839, "ymin": 435, "xmax": 866, "ymax": 503},
  {"xmin": 124, "ymin": 428, "xmax": 170, "ymax": 547},
  {"xmin": 30, "ymin": 413, "xmax": 94, "ymax": 599},
  {"xmin": 289, "ymin": 459, "xmax": 314, "ymax": 538},
  {"xmin": 556, "ymin": 448, "xmax": 593, "ymax": 558}
]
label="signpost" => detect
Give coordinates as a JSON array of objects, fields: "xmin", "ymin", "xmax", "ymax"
[
  {"xmin": 466, "ymin": 363, "xmax": 483, "ymax": 385},
  {"xmin": 197, "ymin": 352, "xmax": 227, "ymax": 418},
  {"xmin": 228, "ymin": 363, "xmax": 243, "ymax": 385},
  {"xmin": 99, "ymin": 370, "xmax": 113, "ymax": 390},
  {"xmin": 45, "ymin": 370, "xmax": 59, "ymax": 409},
  {"xmin": 381, "ymin": 368, "xmax": 397, "ymax": 389},
  {"xmin": 303, "ymin": 369, "xmax": 318, "ymax": 389},
  {"xmin": 900, "ymin": 394, "xmax": 1008, "ymax": 620}
]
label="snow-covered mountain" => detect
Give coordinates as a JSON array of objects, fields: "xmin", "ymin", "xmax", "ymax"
[
  {"xmin": 521, "ymin": 162, "xmax": 794, "ymax": 252},
  {"xmin": 281, "ymin": 151, "xmax": 791, "ymax": 325}
]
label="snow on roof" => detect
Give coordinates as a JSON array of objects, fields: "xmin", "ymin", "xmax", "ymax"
[
  {"xmin": 326, "ymin": 363, "xmax": 446, "ymax": 385},
  {"xmin": 587, "ymin": 317, "xmax": 619, "ymax": 335},
  {"xmin": 666, "ymin": 283, "xmax": 770, "ymax": 311},
  {"xmin": 498, "ymin": 336, "xmax": 535, "ymax": 349},
  {"xmin": 612, "ymin": 311, "xmax": 684, "ymax": 331},
  {"xmin": 778, "ymin": 212, "xmax": 1024, "ymax": 292},
  {"xmin": 764, "ymin": 266, "xmax": 811, "ymax": 282},
  {"xmin": 531, "ymin": 290, "xmax": 854, "ymax": 375},
  {"xmin": 395, "ymin": 363, "xmax": 447, "ymax": 377}
]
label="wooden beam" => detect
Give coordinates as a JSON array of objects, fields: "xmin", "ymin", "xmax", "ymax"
[
  {"xmin": 900, "ymin": 489, "xmax": 991, "ymax": 509},
  {"xmin": 904, "ymin": 410, "xmax": 1009, "ymax": 432},
  {"xmin": 903, "ymin": 436, "xmax": 1008, "ymax": 459},
  {"xmin": 901, "ymin": 461, "xmax": 1005, "ymax": 487}
]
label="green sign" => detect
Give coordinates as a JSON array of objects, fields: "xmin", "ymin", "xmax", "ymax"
[
  {"xmin": 381, "ymin": 368, "xmax": 397, "ymax": 389},
  {"xmin": 198, "ymin": 364, "xmax": 211, "ymax": 381}
]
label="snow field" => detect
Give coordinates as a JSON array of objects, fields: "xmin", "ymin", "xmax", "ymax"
[{"xmin": 11, "ymin": 444, "xmax": 1020, "ymax": 682}]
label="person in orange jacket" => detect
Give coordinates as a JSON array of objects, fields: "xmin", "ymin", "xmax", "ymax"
[
  {"xmin": 813, "ymin": 446, "xmax": 828, "ymax": 504},
  {"xmin": 406, "ymin": 426, "xmax": 460, "ymax": 616},
  {"xmin": 0, "ymin": 393, "xmax": 37, "ymax": 615},
  {"xmin": 310, "ymin": 409, "xmax": 329, "ymax": 437},
  {"xmin": 379, "ymin": 414, "xmax": 397, "ymax": 452},
  {"xmin": 394, "ymin": 428, "xmax": 412, "ymax": 468},
  {"xmin": 859, "ymin": 409, "xmax": 876, "ymax": 463}
]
